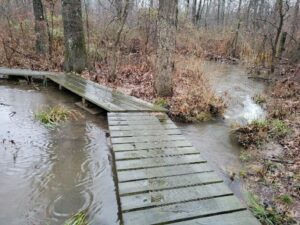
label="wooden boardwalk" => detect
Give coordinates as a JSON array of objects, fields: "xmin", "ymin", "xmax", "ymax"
[
  {"xmin": 108, "ymin": 112, "xmax": 260, "ymax": 225},
  {"xmin": 0, "ymin": 67, "xmax": 166, "ymax": 112},
  {"xmin": 0, "ymin": 67, "xmax": 260, "ymax": 224}
]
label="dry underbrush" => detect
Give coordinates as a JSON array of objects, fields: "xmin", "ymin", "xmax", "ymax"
[{"xmin": 85, "ymin": 54, "xmax": 226, "ymax": 122}]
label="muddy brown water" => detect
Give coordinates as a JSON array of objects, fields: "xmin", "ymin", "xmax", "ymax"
[
  {"xmin": 0, "ymin": 81, "xmax": 119, "ymax": 225},
  {"xmin": 177, "ymin": 62, "xmax": 265, "ymax": 200},
  {"xmin": 0, "ymin": 63, "xmax": 265, "ymax": 225}
]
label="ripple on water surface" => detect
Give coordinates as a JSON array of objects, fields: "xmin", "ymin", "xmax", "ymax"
[{"xmin": 0, "ymin": 83, "xmax": 118, "ymax": 225}]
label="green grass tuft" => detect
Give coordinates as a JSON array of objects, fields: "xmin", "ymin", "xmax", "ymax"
[
  {"xmin": 154, "ymin": 98, "xmax": 168, "ymax": 108},
  {"xmin": 278, "ymin": 194, "xmax": 294, "ymax": 205},
  {"xmin": 35, "ymin": 105, "xmax": 82, "ymax": 127},
  {"xmin": 64, "ymin": 212, "xmax": 89, "ymax": 225}
]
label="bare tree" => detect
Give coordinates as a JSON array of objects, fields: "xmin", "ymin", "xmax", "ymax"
[
  {"xmin": 32, "ymin": 0, "xmax": 47, "ymax": 54},
  {"xmin": 155, "ymin": 0, "xmax": 178, "ymax": 97},
  {"xmin": 61, "ymin": 0, "xmax": 87, "ymax": 73},
  {"xmin": 109, "ymin": 0, "xmax": 130, "ymax": 82}
]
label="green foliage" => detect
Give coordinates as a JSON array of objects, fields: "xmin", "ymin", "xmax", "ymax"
[
  {"xmin": 251, "ymin": 119, "xmax": 269, "ymax": 129},
  {"xmin": 232, "ymin": 119, "xmax": 290, "ymax": 148},
  {"xmin": 253, "ymin": 94, "xmax": 267, "ymax": 104},
  {"xmin": 196, "ymin": 112, "xmax": 212, "ymax": 122},
  {"xmin": 278, "ymin": 194, "xmax": 294, "ymax": 205},
  {"xmin": 248, "ymin": 194, "xmax": 286, "ymax": 225},
  {"xmin": 240, "ymin": 151, "xmax": 251, "ymax": 162},
  {"xmin": 239, "ymin": 169, "xmax": 247, "ymax": 178},
  {"xmin": 154, "ymin": 98, "xmax": 168, "ymax": 108},
  {"xmin": 64, "ymin": 212, "xmax": 89, "ymax": 225},
  {"xmin": 269, "ymin": 119, "xmax": 290, "ymax": 138},
  {"xmin": 35, "ymin": 105, "xmax": 81, "ymax": 127}
]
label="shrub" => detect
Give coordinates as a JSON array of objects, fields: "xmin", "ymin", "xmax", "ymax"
[{"xmin": 231, "ymin": 119, "xmax": 289, "ymax": 148}]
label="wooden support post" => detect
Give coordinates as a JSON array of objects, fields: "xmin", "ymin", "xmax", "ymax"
[
  {"xmin": 82, "ymin": 97, "xmax": 87, "ymax": 107},
  {"xmin": 59, "ymin": 84, "xmax": 62, "ymax": 90},
  {"xmin": 43, "ymin": 77, "xmax": 48, "ymax": 86}
]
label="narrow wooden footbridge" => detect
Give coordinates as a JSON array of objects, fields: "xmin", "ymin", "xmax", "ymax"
[{"xmin": 0, "ymin": 67, "xmax": 261, "ymax": 225}]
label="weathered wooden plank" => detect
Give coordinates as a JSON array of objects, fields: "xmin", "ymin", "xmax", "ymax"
[
  {"xmin": 168, "ymin": 210, "xmax": 261, "ymax": 225},
  {"xmin": 116, "ymin": 154, "xmax": 206, "ymax": 170},
  {"xmin": 111, "ymin": 134, "xmax": 185, "ymax": 144},
  {"xmin": 65, "ymin": 73, "xmax": 166, "ymax": 112},
  {"xmin": 109, "ymin": 123, "xmax": 177, "ymax": 131},
  {"xmin": 47, "ymin": 75, "xmax": 130, "ymax": 111},
  {"xmin": 122, "ymin": 196, "xmax": 246, "ymax": 225},
  {"xmin": 121, "ymin": 182, "xmax": 233, "ymax": 211},
  {"xmin": 115, "ymin": 147, "xmax": 199, "ymax": 160},
  {"xmin": 117, "ymin": 164, "xmax": 213, "ymax": 182},
  {"xmin": 109, "ymin": 112, "xmax": 164, "ymax": 117},
  {"xmin": 110, "ymin": 129, "xmax": 181, "ymax": 137},
  {"xmin": 108, "ymin": 114, "xmax": 168, "ymax": 121},
  {"xmin": 64, "ymin": 75, "xmax": 150, "ymax": 111},
  {"xmin": 0, "ymin": 67, "xmax": 59, "ymax": 77},
  {"xmin": 113, "ymin": 140, "xmax": 192, "ymax": 151},
  {"xmin": 119, "ymin": 172, "xmax": 221, "ymax": 195},
  {"xmin": 109, "ymin": 120, "xmax": 172, "ymax": 126}
]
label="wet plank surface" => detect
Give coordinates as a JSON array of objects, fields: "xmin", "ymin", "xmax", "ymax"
[
  {"xmin": 46, "ymin": 73, "xmax": 166, "ymax": 112},
  {"xmin": 108, "ymin": 112, "xmax": 261, "ymax": 225}
]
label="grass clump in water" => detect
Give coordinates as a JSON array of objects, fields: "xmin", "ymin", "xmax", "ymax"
[
  {"xmin": 64, "ymin": 212, "xmax": 89, "ymax": 225},
  {"xmin": 35, "ymin": 105, "xmax": 82, "ymax": 127}
]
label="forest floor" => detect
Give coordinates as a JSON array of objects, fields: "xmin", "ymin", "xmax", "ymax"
[{"xmin": 233, "ymin": 65, "xmax": 300, "ymax": 224}]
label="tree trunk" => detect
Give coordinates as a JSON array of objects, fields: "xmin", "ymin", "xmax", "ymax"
[
  {"xmin": 290, "ymin": 0, "xmax": 299, "ymax": 40},
  {"xmin": 32, "ymin": 0, "xmax": 47, "ymax": 54},
  {"xmin": 185, "ymin": 0, "xmax": 190, "ymax": 18},
  {"xmin": 114, "ymin": 0, "xmax": 123, "ymax": 19},
  {"xmin": 192, "ymin": 0, "xmax": 197, "ymax": 24},
  {"xmin": 155, "ymin": 0, "xmax": 178, "ymax": 97},
  {"xmin": 276, "ymin": 31, "xmax": 287, "ymax": 59},
  {"xmin": 61, "ymin": 0, "xmax": 87, "ymax": 73}
]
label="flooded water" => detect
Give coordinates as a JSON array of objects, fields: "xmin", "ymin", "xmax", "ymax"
[
  {"xmin": 177, "ymin": 62, "xmax": 266, "ymax": 200},
  {"xmin": 0, "ymin": 81, "xmax": 119, "ymax": 225}
]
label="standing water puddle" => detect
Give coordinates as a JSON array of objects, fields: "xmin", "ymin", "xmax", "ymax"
[
  {"xmin": 0, "ymin": 81, "xmax": 119, "ymax": 225},
  {"xmin": 177, "ymin": 62, "xmax": 266, "ymax": 200}
]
